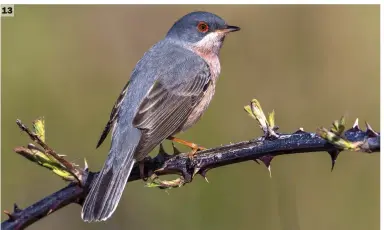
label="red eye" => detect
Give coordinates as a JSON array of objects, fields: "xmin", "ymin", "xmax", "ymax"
[{"xmin": 197, "ymin": 22, "xmax": 209, "ymax": 33}]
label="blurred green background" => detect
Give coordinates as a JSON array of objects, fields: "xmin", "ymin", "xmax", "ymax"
[{"xmin": 1, "ymin": 5, "xmax": 379, "ymax": 230}]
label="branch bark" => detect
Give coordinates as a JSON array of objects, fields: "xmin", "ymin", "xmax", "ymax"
[{"xmin": 1, "ymin": 100, "xmax": 380, "ymax": 230}]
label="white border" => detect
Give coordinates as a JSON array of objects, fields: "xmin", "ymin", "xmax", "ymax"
[
  {"xmin": 380, "ymin": 4, "xmax": 383, "ymax": 230},
  {"xmin": 0, "ymin": 2, "xmax": 382, "ymax": 4},
  {"xmin": 0, "ymin": 3, "xmax": 382, "ymax": 229}
]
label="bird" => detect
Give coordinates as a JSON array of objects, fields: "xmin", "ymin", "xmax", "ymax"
[{"xmin": 81, "ymin": 11, "xmax": 240, "ymax": 222}]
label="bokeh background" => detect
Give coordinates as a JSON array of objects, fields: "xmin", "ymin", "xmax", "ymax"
[{"xmin": 1, "ymin": 5, "xmax": 379, "ymax": 230}]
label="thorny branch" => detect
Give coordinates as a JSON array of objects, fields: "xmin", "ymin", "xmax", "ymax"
[{"xmin": 1, "ymin": 99, "xmax": 380, "ymax": 230}]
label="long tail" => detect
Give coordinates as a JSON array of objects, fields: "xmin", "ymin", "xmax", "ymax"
[{"xmin": 81, "ymin": 150, "xmax": 136, "ymax": 222}]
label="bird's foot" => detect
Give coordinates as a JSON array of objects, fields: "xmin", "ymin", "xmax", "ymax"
[
  {"xmin": 167, "ymin": 136, "xmax": 206, "ymax": 160},
  {"xmin": 187, "ymin": 148, "xmax": 199, "ymax": 160}
]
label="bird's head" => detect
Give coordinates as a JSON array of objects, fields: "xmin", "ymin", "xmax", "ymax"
[{"xmin": 166, "ymin": 11, "xmax": 240, "ymax": 55}]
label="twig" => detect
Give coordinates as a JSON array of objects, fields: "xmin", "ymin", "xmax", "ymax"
[
  {"xmin": 16, "ymin": 119, "xmax": 84, "ymax": 184},
  {"xmin": 2, "ymin": 100, "xmax": 379, "ymax": 230}
]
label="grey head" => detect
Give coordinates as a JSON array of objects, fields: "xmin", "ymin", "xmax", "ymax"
[{"xmin": 165, "ymin": 11, "xmax": 240, "ymax": 55}]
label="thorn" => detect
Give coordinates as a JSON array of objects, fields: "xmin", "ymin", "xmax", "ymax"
[
  {"xmin": 57, "ymin": 154, "xmax": 67, "ymax": 157},
  {"xmin": 365, "ymin": 121, "xmax": 379, "ymax": 137},
  {"xmin": 253, "ymin": 159, "xmax": 260, "ymax": 164},
  {"xmin": 193, "ymin": 167, "xmax": 200, "ymax": 178},
  {"xmin": 13, "ymin": 203, "xmax": 22, "ymax": 213},
  {"xmin": 200, "ymin": 168, "xmax": 210, "ymax": 182},
  {"xmin": 259, "ymin": 155, "xmax": 274, "ymax": 177},
  {"xmin": 4, "ymin": 210, "xmax": 15, "ymax": 220},
  {"xmin": 365, "ymin": 121, "xmax": 372, "ymax": 131},
  {"xmin": 84, "ymin": 158, "xmax": 88, "ymax": 171},
  {"xmin": 157, "ymin": 143, "xmax": 171, "ymax": 161},
  {"xmin": 47, "ymin": 209, "xmax": 53, "ymax": 215},
  {"xmin": 267, "ymin": 165, "xmax": 272, "ymax": 178},
  {"xmin": 259, "ymin": 155, "xmax": 273, "ymax": 168},
  {"xmin": 328, "ymin": 150, "xmax": 340, "ymax": 171},
  {"xmin": 171, "ymin": 142, "xmax": 181, "ymax": 155},
  {"xmin": 353, "ymin": 118, "xmax": 359, "ymax": 130},
  {"xmin": 294, "ymin": 127, "xmax": 306, "ymax": 134},
  {"xmin": 158, "ymin": 143, "xmax": 167, "ymax": 155}
]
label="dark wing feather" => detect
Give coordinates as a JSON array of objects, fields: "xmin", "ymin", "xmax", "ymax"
[
  {"xmin": 133, "ymin": 62, "xmax": 211, "ymax": 158},
  {"xmin": 96, "ymin": 80, "xmax": 130, "ymax": 148}
]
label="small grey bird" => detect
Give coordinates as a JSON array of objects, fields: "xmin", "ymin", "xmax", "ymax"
[{"xmin": 82, "ymin": 11, "xmax": 240, "ymax": 222}]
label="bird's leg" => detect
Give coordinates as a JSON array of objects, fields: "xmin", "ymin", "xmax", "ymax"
[{"xmin": 167, "ymin": 136, "xmax": 206, "ymax": 159}]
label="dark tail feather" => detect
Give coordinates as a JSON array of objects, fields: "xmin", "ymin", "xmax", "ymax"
[{"xmin": 81, "ymin": 156, "xmax": 136, "ymax": 222}]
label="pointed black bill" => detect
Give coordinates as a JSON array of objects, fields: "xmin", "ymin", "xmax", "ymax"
[{"xmin": 217, "ymin": 25, "xmax": 241, "ymax": 33}]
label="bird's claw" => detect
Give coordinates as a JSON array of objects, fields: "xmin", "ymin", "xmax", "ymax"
[{"xmin": 188, "ymin": 146, "xmax": 206, "ymax": 160}]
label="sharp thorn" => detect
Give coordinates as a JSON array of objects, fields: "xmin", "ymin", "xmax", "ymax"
[
  {"xmin": 253, "ymin": 159, "xmax": 260, "ymax": 164},
  {"xmin": 268, "ymin": 165, "xmax": 272, "ymax": 178},
  {"xmin": 4, "ymin": 210, "xmax": 15, "ymax": 220},
  {"xmin": 171, "ymin": 142, "xmax": 181, "ymax": 155},
  {"xmin": 353, "ymin": 118, "xmax": 359, "ymax": 130},
  {"xmin": 328, "ymin": 150, "xmax": 339, "ymax": 171},
  {"xmin": 13, "ymin": 203, "xmax": 22, "ymax": 213},
  {"xmin": 197, "ymin": 168, "xmax": 209, "ymax": 183},
  {"xmin": 259, "ymin": 155, "xmax": 273, "ymax": 177},
  {"xmin": 331, "ymin": 160, "xmax": 336, "ymax": 171},
  {"xmin": 193, "ymin": 167, "xmax": 200, "ymax": 178},
  {"xmin": 158, "ymin": 143, "xmax": 166, "ymax": 155},
  {"xmin": 47, "ymin": 209, "xmax": 53, "ymax": 215},
  {"xmin": 260, "ymin": 155, "xmax": 273, "ymax": 168},
  {"xmin": 157, "ymin": 143, "xmax": 171, "ymax": 160},
  {"xmin": 84, "ymin": 158, "xmax": 88, "ymax": 171},
  {"xmin": 294, "ymin": 128, "xmax": 306, "ymax": 134},
  {"xmin": 199, "ymin": 168, "xmax": 211, "ymax": 183},
  {"xmin": 365, "ymin": 121, "xmax": 379, "ymax": 137},
  {"xmin": 365, "ymin": 121, "xmax": 372, "ymax": 130}
]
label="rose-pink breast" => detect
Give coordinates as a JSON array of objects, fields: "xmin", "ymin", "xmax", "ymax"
[{"xmin": 179, "ymin": 53, "xmax": 221, "ymax": 132}]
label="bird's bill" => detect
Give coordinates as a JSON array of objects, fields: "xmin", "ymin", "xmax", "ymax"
[{"xmin": 216, "ymin": 25, "xmax": 241, "ymax": 33}]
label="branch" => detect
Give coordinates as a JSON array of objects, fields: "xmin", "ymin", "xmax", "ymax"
[{"xmin": 2, "ymin": 100, "xmax": 380, "ymax": 230}]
